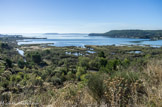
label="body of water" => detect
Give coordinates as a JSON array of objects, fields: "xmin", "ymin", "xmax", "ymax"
[
  {"xmin": 16, "ymin": 48, "xmax": 26, "ymax": 62},
  {"xmin": 17, "ymin": 33, "xmax": 162, "ymax": 47},
  {"xmin": 16, "ymin": 48, "xmax": 24, "ymax": 56}
]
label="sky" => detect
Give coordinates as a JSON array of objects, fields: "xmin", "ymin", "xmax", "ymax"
[{"xmin": 0, "ymin": 0, "xmax": 162, "ymax": 33}]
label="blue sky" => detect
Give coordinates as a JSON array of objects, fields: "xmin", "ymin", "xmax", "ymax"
[{"xmin": 0, "ymin": 0, "xmax": 161, "ymax": 33}]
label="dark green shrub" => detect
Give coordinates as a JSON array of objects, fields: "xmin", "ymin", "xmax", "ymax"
[
  {"xmin": 34, "ymin": 76, "xmax": 43, "ymax": 86},
  {"xmin": 78, "ymin": 57, "xmax": 90, "ymax": 69},
  {"xmin": 0, "ymin": 92, "xmax": 12, "ymax": 103},
  {"xmin": 99, "ymin": 66, "xmax": 109, "ymax": 73},
  {"xmin": 80, "ymin": 73, "xmax": 91, "ymax": 82},
  {"xmin": 66, "ymin": 71, "xmax": 75, "ymax": 80},
  {"xmin": 34, "ymin": 70, "xmax": 42, "ymax": 76},
  {"xmin": 76, "ymin": 66, "xmax": 86, "ymax": 80},
  {"xmin": 122, "ymin": 58, "xmax": 130, "ymax": 68},
  {"xmin": 87, "ymin": 74, "xmax": 105, "ymax": 104},
  {"xmin": 41, "ymin": 70, "xmax": 48, "ymax": 80},
  {"xmin": 89, "ymin": 57, "xmax": 100, "ymax": 70},
  {"xmin": 18, "ymin": 60, "xmax": 26, "ymax": 69},
  {"xmin": 98, "ymin": 51, "xmax": 106, "ymax": 58},
  {"xmin": 0, "ymin": 43, "xmax": 10, "ymax": 49},
  {"xmin": 32, "ymin": 53, "xmax": 42, "ymax": 64},
  {"xmin": 51, "ymin": 77, "xmax": 62, "ymax": 85},
  {"xmin": 2, "ymin": 81, "xmax": 9, "ymax": 89},
  {"xmin": 106, "ymin": 59, "xmax": 121, "ymax": 72},
  {"xmin": 99, "ymin": 57, "xmax": 107, "ymax": 67},
  {"xmin": 15, "ymin": 75, "xmax": 22, "ymax": 82},
  {"xmin": 5, "ymin": 58, "xmax": 12, "ymax": 68},
  {"xmin": 60, "ymin": 67, "xmax": 67, "ymax": 75}
]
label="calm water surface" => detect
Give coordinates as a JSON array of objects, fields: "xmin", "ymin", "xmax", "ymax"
[{"xmin": 17, "ymin": 33, "xmax": 162, "ymax": 47}]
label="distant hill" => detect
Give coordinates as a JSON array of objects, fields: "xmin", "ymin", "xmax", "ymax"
[
  {"xmin": 89, "ymin": 30, "xmax": 162, "ymax": 40},
  {"xmin": 44, "ymin": 33, "xmax": 59, "ymax": 35},
  {"xmin": 44, "ymin": 33, "xmax": 88, "ymax": 35},
  {"xmin": 58, "ymin": 33, "xmax": 88, "ymax": 35},
  {"xmin": 0, "ymin": 34, "xmax": 22, "ymax": 38}
]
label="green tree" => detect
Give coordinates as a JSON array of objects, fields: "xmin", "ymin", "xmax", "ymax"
[
  {"xmin": 98, "ymin": 51, "xmax": 105, "ymax": 58},
  {"xmin": 76, "ymin": 66, "xmax": 86, "ymax": 80},
  {"xmin": 99, "ymin": 57, "xmax": 107, "ymax": 67},
  {"xmin": 5, "ymin": 58, "xmax": 12, "ymax": 68},
  {"xmin": 89, "ymin": 57, "xmax": 100, "ymax": 70},
  {"xmin": 78, "ymin": 57, "xmax": 90, "ymax": 69},
  {"xmin": 18, "ymin": 60, "xmax": 26, "ymax": 69},
  {"xmin": 32, "ymin": 53, "xmax": 42, "ymax": 64},
  {"xmin": 0, "ymin": 43, "xmax": 10, "ymax": 49},
  {"xmin": 106, "ymin": 59, "xmax": 121, "ymax": 72}
]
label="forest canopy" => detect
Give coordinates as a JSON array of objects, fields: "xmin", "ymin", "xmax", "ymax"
[{"xmin": 89, "ymin": 30, "xmax": 162, "ymax": 40}]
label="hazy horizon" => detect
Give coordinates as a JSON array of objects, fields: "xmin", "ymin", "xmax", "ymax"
[{"xmin": 2, "ymin": 29, "xmax": 162, "ymax": 35}]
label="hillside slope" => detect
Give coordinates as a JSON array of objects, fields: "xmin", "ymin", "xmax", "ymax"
[{"xmin": 89, "ymin": 30, "xmax": 162, "ymax": 40}]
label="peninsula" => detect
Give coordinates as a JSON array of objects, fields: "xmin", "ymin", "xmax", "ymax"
[{"xmin": 89, "ymin": 30, "xmax": 162, "ymax": 40}]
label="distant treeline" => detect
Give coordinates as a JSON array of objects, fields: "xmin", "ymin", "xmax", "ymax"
[
  {"xmin": 0, "ymin": 34, "xmax": 46, "ymax": 41},
  {"xmin": 0, "ymin": 34, "xmax": 22, "ymax": 38},
  {"xmin": 89, "ymin": 30, "xmax": 162, "ymax": 40}
]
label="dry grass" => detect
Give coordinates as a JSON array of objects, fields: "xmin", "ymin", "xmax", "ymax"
[
  {"xmin": 142, "ymin": 59, "xmax": 162, "ymax": 106},
  {"xmin": 51, "ymin": 82, "xmax": 97, "ymax": 107},
  {"xmin": 85, "ymin": 59, "xmax": 162, "ymax": 106},
  {"xmin": 4, "ymin": 59, "xmax": 162, "ymax": 107}
]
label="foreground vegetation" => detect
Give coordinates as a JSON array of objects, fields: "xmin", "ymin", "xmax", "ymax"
[{"xmin": 0, "ymin": 38, "xmax": 162, "ymax": 106}]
